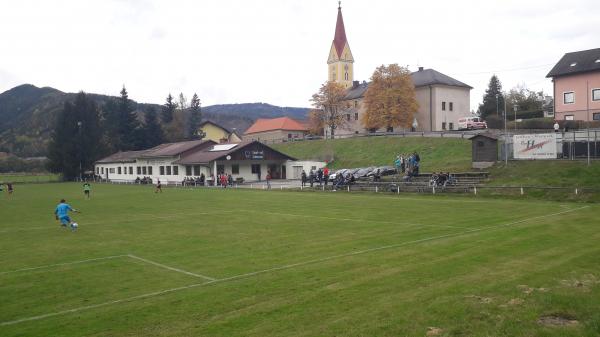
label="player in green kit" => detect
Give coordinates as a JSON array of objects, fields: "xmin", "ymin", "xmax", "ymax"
[{"xmin": 83, "ymin": 181, "xmax": 91, "ymax": 199}]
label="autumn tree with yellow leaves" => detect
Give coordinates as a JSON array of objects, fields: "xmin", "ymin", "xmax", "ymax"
[
  {"xmin": 310, "ymin": 81, "xmax": 348, "ymax": 138},
  {"xmin": 363, "ymin": 64, "xmax": 418, "ymax": 131}
]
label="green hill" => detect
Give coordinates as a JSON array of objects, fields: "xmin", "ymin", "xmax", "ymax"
[{"xmin": 272, "ymin": 137, "xmax": 472, "ymax": 172}]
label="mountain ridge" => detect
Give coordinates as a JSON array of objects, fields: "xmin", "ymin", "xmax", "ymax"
[{"xmin": 0, "ymin": 84, "xmax": 310, "ymax": 157}]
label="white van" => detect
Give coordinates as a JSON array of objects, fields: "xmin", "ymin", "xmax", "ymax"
[{"xmin": 458, "ymin": 117, "xmax": 487, "ymax": 130}]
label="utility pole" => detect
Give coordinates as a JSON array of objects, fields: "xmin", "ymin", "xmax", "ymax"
[
  {"xmin": 77, "ymin": 121, "xmax": 83, "ymax": 181},
  {"xmin": 504, "ymin": 95, "xmax": 508, "ymax": 166},
  {"xmin": 587, "ymin": 81, "xmax": 590, "ymax": 166}
]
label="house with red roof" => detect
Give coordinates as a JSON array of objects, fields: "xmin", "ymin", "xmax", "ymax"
[{"xmin": 243, "ymin": 117, "xmax": 308, "ymax": 142}]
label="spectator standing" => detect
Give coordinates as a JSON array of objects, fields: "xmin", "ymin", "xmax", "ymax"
[
  {"xmin": 266, "ymin": 171, "xmax": 272, "ymax": 189},
  {"xmin": 309, "ymin": 169, "xmax": 314, "ymax": 187},
  {"xmin": 554, "ymin": 121, "xmax": 560, "ymax": 133},
  {"xmin": 301, "ymin": 170, "xmax": 307, "ymax": 187},
  {"xmin": 317, "ymin": 168, "xmax": 323, "ymax": 186},
  {"xmin": 323, "ymin": 167, "xmax": 329, "ymax": 186}
]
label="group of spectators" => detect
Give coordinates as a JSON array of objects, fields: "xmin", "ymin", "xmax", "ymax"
[
  {"xmin": 213, "ymin": 173, "xmax": 234, "ymax": 188},
  {"xmin": 300, "ymin": 167, "xmax": 330, "ymax": 187},
  {"xmin": 394, "ymin": 152, "xmax": 420, "ymax": 175},
  {"xmin": 134, "ymin": 176, "xmax": 153, "ymax": 184},
  {"xmin": 181, "ymin": 174, "xmax": 206, "ymax": 186}
]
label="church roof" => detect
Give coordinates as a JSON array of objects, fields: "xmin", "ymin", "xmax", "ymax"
[
  {"xmin": 333, "ymin": 5, "xmax": 348, "ymax": 58},
  {"xmin": 244, "ymin": 117, "xmax": 307, "ymax": 135}
]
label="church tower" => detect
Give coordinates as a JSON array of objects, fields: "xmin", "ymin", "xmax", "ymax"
[{"xmin": 327, "ymin": 2, "xmax": 354, "ymax": 88}]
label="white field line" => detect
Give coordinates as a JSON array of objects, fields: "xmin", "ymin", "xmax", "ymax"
[
  {"xmin": 127, "ymin": 254, "xmax": 215, "ymax": 281},
  {"xmin": 0, "ymin": 255, "xmax": 127, "ymax": 276},
  {"xmin": 0, "ymin": 205, "xmax": 589, "ymax": 327},
  {"xmin": 240, "ymin": 209, "xmax": 470, "ymax": 230}
]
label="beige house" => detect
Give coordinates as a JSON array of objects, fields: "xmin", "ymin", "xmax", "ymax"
[
  {"xmin": 243, "ymin": 117, "xmax": 308, "ymax": 142},
  {"xmin": 328, "ymin": 4, "xmax": 472, "ymax": 134},
  {"xmin": 198, "ymin": 120, "xmax": 242, "ymax": 143}
]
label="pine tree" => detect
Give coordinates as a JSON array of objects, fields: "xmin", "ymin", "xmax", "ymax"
[
  {"xmin": 477, "ymin": 75, "xmax": 504, "ymax": 119},
  {"xmin": 188, "ymin": 93, "xmax": 202, "ymax": 139},
  {"xmin": 162, "ymin": 93, "xmax": 176, "ymax": 123},
  {"xmin": 47, "ymin": 92, "xmax": 103, "ymax": 180},
  {"xmin": 117, "ymin": 86, "xmax": 142, "ymax": 150},
  {"xmin": 142, "ymin": 106, "xmax": 164, "ymax": 148}
]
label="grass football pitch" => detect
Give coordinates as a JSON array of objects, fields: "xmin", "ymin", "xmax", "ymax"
[{"xmin": 1, "ymin": 183, "xmax": 599, "ymax": 336}]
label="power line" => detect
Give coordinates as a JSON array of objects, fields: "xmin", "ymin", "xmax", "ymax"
[{"xmin": 457, "ymin": 63, "xmax": 555, "ymax": 76}]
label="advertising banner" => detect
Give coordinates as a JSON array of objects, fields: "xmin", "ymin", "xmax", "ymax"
[{"xmin": 513, "ymin": 133, "xmax": 557, "ymax": 159}]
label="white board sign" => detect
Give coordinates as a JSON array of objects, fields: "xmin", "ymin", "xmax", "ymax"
[{"xmin": 513, "ymin": 133, "xmax": 557, "ymax": 159}]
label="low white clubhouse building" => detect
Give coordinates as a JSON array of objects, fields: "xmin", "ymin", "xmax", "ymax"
[{"xmin": 95, "ymin": 139, "xmax": 323, "ymax": 184}]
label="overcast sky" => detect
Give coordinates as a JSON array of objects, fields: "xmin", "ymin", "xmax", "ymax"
[{"xmin": 0, "ymin": 0, "xmax": 598, "ymax": 111}]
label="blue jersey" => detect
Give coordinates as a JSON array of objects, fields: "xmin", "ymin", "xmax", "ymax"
[{"xmin": 55, "ymin": 203, "xmax": 73, "ymax": 218}]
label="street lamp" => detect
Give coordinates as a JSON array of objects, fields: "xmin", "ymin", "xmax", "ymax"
[
  {"xmin": 495, "ymin": 93, "xmax": 499, "ymax": 117},
  {"xmin": 77, "ymin": 121, "xmax": 82, "ymax": 181},
  {"xmin": 513, "ymin": 104, "xmax": 518, "ymax": 131}
]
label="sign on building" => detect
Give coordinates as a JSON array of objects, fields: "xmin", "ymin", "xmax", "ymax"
[{"xmin": 513, "ymin": 133, "xmax": 557, "ymax": 159}]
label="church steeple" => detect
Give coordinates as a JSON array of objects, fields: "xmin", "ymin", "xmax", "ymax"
[{"xmin": 327, "ymin": 2, "xmax": 354, "ymax": 88}]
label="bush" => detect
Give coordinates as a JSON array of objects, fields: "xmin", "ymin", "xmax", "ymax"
[{"xmin": 0, "ymin": 156, "xmax": 48, "ymax": 173}]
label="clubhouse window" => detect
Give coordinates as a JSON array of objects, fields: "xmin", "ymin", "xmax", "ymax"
[
  {"xmin": 96, "ymin": 167, "xmax": 99, "ymax": 174},
  {"xmin": 217, "ymin": 164, "xmax": 225, "ymax": 174},
  {"xmin": 166, "ymin": 166, "xmax": 172, "ymax": 175},
  {"xmin": 173, "ymin": 166, "xmax": 179, "ymax": 175},
  {"xmin": 101, "ymin": 167, "xmax": 104, "ymax": 174},
  {"xmin": 129, "ymin": 167, "xmax": 133, "ymax": 175},
  {"xmin": 193, "ymin": 165, "xmax": 200, "ymax": 176},
  {"xmin": 137, "ymin": 167, "xmax": 141, "ymax": 175},
  {"xmin": 118, "ymin": 167, "xmax": 122, "ymax": 174},
  {"xmin": 593, "ymin": 112, "xmax": 600, "ymax": 121},
  {"xmin": 148, "ymin": 166, "xmax": 153, "ymax": 175},
  {"xmin": 449, "ymin": 102, "xmax": 453, "ymax": 111},
  {"xmin": 232, "ymin": 164, "xmax": 239, "ymax": 174},
  {"xmin": 593, "ymin": 89, "xmax": 600, "ymax": 101},
  {"xmin": 251, "ymin": 164, "xmax": 260, "ymax": 174},
  {"xmin": 442, "ymin": 102, "xmax": 446, "ymax": 111},
  {"xmin": 564, "ymin": 92, "xmax": 575, "ymax": 104},
  {"xmin": 159, "ymin": 166, "xmax": 165, "ymax": 175},
  {"xmin": 142, "ymin": 166, "xmax": 147, "ymax": 175},
  {"xmin": 185, "ymin": 165, "xmax": 192, "ymax": 176},
  {"xmin": 109, "ymin": 168, "xmax": 115, "ymax": 173}
]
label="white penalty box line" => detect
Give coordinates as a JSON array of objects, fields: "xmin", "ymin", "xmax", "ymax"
[
  {"xmin": 0, "ymin": 254, "xmax": 216, "ymax": 282},
  {"xmin": 0, "ymin": 205, "xmax": 589, "ymax": 327}
]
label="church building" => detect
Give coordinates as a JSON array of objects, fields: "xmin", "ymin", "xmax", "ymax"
[{"xmin": 328, "ymin": 4, "xmax": 473, "ymax": 135}]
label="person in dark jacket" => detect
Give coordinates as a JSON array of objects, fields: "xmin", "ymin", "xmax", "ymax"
[{"xmin": 301, "ymin": 170, "xmax": 307, "ymax": 187}]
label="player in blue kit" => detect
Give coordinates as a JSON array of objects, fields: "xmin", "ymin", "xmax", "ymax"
[{"xmin": 54, "ymin": 199, "xmax": 80, "ymax": 231}]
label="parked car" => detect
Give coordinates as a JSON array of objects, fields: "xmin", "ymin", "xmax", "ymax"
[
  {"xmin": 458, "ymin": 117, "xmax": 487, "ymax": 130},
  {"xmin": 367, "ymin": 166, "xmax": 396, "ymax": 177},
  {"xmin": 328, "ymin": 169, "xmax": 348, "ymax": 182}
]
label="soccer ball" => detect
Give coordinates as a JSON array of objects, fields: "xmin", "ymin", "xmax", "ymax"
[{"xmin": 71, "ymin": 223, "xmax": 78, "ymax": 230}]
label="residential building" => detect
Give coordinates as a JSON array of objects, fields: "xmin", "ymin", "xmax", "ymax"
[
  {"xmin": 197, "ymin": 120, "xmax": 242, "ymax": 143},
  {"xmin": 243, "ymin": 117, "xmax": 308, "ymax": 142},
  {"xmin": 546, "ymin": 48, "xmax": 600, "ymax": 121},
  {"xmin": 328, "ymin": 5, "xmax": 472, "ymax": 134}
]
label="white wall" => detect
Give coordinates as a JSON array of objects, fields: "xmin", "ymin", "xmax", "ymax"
[
  {"xmin": 95, "ymin": 157, "xmax": 212, "ymax": 184},
  {"xmin": 286, "ymin": 161, "xmax": 327, "ymax": 179}
]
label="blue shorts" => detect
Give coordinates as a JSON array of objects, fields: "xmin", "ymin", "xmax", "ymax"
[{"xmin": 59, "ymin": 216, "xmax": 71, "ymax": 225}]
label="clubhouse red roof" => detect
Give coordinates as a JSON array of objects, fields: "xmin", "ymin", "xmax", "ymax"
[{"xmin": 244, "ymin": 117, "xmax": 307, "ymax": 135}]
